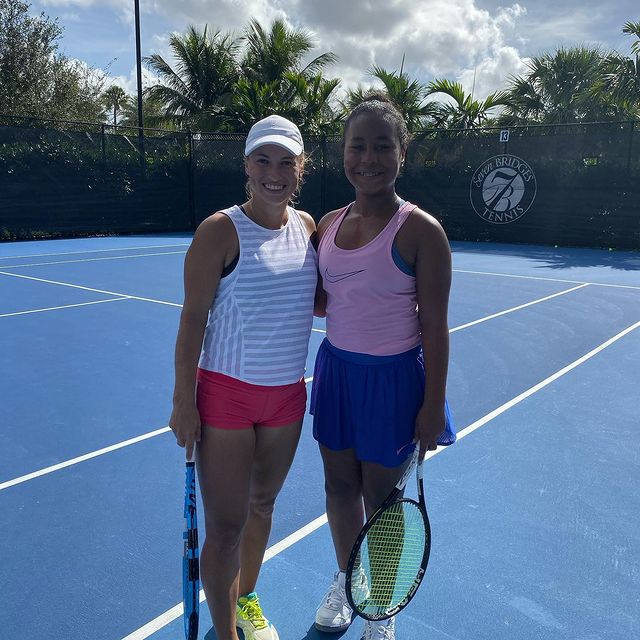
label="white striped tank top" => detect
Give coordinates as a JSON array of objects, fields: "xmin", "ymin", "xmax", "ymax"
[{"xmin": 199, "ymin": 205, "xmax": 318, "ymax": 385}]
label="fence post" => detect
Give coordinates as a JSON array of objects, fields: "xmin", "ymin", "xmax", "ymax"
[
  {"xmin": 320, "ymin": 134, "xmax": 327, "ymax": 219},
  {"xmin": 187, "ymin": 128, "xmax": 196, "ymax": 229},
  {"xmin": 101, "ymin": 123, "xmax": 106, "ymax": 165},
  {"xmin": 626, "ymin": 120, "xmax": 635, "ymax": 178}
]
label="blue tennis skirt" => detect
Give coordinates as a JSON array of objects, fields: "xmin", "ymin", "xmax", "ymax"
[{"xmin": 310, "ymin": 338, "xmax": 456, "ymax": 467}]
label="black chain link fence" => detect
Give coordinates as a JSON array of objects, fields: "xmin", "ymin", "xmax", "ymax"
[
  {"xmin": 404, "ymin": 121, "xmax": 639, "ymax": 249},
  {"xmin": 1, "ymin": 115, "xmax": 638, "ymax": 249}
]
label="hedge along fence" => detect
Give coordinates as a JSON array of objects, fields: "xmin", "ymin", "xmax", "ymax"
[{"xmin": 1, "ymin": 116, "xmax": 638, "ymax": 249}]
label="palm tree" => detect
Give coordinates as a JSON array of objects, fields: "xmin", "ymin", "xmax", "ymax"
[
  {"xmin": 502, "ymin": 46, "xmax": 614, "ymax": 124},
  {"xmin": 226, "ymin": 72, "xmax": 342, "ymax": 134},
  {"xmin": 342, "ymin": 62, "xmax": 439, "ymax": 132},
  {"xmin": 425, "ymin": 78, "xmax": 509, "ymax": 129},
  {"xmin": 285, "ymin": 73, "xmax": 342, "ymax": 134},
  {"xmin": 369, "ymin": 65, "xmax": 438, "ymax": 132},
  {"xmin": 225, "ymin": 78, "xmax": 283, "ymax": 129},
  {"xmin": 223, "ymin": 19, "xmax": 340, "ymax": 133},
  {"xmin": 598, "ymin": 22, "xmax": 640, "ymax": 118},
  {"xmin": 118, "ymin": 93, "xmax": 176, "ymax": 130},
  {"xmin": 102, "ymin": 85, "xmax": 130, "ymax": 126},
  {"xmin": 241, "ymin": 18, "xmax": 337, "ymax": 86},
  {"xmin": 144, "ymin": 25, "xmax": 240, "ymax": 130},
  {"xmin": 624, "ymin": 20, "xmax": 640, "ymax": 56}
]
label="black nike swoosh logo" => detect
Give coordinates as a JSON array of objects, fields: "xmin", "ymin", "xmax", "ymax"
[{"xmin": 324, "ymin": 267, "xmax": 366, "ymax": 283}]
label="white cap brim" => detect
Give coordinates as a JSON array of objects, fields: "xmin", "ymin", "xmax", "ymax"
[{"xmin": 244, "ymin": 134, "xmax": 303, "ymax": 157}]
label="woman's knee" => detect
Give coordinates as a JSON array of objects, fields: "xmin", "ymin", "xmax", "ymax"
[
  {"xmin": 204, "ymin": 516, "xmax": 246, "ymax": 552},
  {"xmin": 324, "ymin": 472, "xmax": 362, "ymax": 505},
  {"xmin": 248, "ymin": 478, "xmax": 283, "ymax": 521},
  {"xmin": 248, "ymin": 493, "xmax": 277, "ymax": 520},
  {"xmin": 361, "ymin": 462, "xmax": 407, "ymax": 516}
]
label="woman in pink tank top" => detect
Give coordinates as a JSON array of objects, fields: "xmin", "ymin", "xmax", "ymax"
[{"xmin": 310, "ymin": 95, "xmax": 456, "ymax": 640}]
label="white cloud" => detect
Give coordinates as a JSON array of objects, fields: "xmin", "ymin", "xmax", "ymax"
[
  {"xmin": 133, "ymin": 0, "xmax": 532, "ymax": 98},
  {"xmin": 291, "ymin": 0, "xmax": 531, "ymax": 97},
  {"xmin": 457, "ymin": 46, "xmax": 530, "ymax": 99},
  {"xmin": 156, "ymin": 0, "xmax": 285, "ymax": 35},
  {"xmin": 103, "ymin": 65, "xmax": 158, "ymax": 96},
  {"xmin": 38, "ymin": 0, "xmax": 632, "ymax": 103}
]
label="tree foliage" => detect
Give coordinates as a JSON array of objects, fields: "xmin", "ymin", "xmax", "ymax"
[
  {"xmin": 144, "ymin": 25, "xmax": 240, "ymax": 130},
  {"xmin": 2, "ymin": 8, "xmax": 639, "ymax": 133},
  {"xmin": 501, "ymin": 45, "xmax": 632, "ymax": 124},
  {"xmin": 597, "ymin": 22, "xmax": 640, "ymax": 119},
  {"xmin": 0, "ymin": 0, "xmax": 104, "ymax": 121},
  {"xmin": 143, "ymin": 19, "xmax": 342, "ymax": 134},
  {"xmin": 102, "ymin": 85, "xmax": 130, "ymax": 126},
  {"xmin": 426, "ymin": 78, "xmax": 509, "ymax": 129}
]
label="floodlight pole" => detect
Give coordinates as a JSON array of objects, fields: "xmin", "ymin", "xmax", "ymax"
[{"xmin": 134, "ymin": 0, "xmax": 145, "ymax": 167}]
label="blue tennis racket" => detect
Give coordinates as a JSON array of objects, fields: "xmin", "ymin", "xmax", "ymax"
[{"xmin": 183, "ymin": 452, "xmax": 199, "ymax": 640}]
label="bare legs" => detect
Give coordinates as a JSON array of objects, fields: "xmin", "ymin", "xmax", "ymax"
[
  {"xmin": 319, "ymin": 444, "xmax": 411, "ymax": 570},
  {"xmin": 197, "ymin": 420, "xmax": 302, "ymax": 640}
]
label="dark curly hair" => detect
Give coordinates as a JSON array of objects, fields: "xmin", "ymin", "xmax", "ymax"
[{"xmin": 343, "ymin": 92, "xmax": 411, "ymax": 150}]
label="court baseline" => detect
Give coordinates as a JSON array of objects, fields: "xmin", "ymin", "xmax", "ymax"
[
  {"xmin": 0, "ymin": 243, "xmax": 190, "ymax": 261},
  {"xmin": 0, "ymin": 297, "xmax": 131, "ymax": 318},
  {"xmin": 453, "ymin": 268, "xmax": 640, "ymax": 291},
  {"xmin": 1, "ymin": 250, "xmax": 187, "ymax": 269}
]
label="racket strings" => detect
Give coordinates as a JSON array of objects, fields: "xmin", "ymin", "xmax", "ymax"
[{"xmin": 351, "ymin": 501, "xmax": 427, "ymax": 617}]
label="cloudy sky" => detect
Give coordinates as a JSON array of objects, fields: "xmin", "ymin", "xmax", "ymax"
[{"xmin": 33, "ymin": 0, "xmax": 638, "ymax": 100}]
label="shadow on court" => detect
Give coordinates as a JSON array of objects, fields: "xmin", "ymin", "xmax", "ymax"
[{"xmin": 452, "ymin": 240, "xmax": 640, "ymax": 271}]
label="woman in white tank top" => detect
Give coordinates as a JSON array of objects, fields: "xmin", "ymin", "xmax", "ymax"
[{"xmin": 169, "ymin": 116, "xmax": 317, "ymax": 640}]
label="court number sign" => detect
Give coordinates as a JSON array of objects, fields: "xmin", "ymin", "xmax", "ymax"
[{"xmin": 470, "ymin": 155, "xmax": 537, "ymax": 224}]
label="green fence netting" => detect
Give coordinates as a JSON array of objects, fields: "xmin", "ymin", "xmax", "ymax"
[{"xmin": 1, "ymin": 116, "xmax": 637, "ymax": 249}]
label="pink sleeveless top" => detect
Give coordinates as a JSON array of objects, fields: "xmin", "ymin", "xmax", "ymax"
[{"xmin": 318, "ymin": 201, "xmax": 421, "ymax": 355}]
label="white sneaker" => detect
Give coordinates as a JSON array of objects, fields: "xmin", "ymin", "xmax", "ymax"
[
  {"xmin": 362, "ymin": 617, "xmax": 395, "ymax": 640},
  {"xmin": 315, "ymin": 571, "xmax": 353, "ymax": 632},
  {"xmin": 349, "ymin": 566, "xmax": 370, "ymax": 605}
]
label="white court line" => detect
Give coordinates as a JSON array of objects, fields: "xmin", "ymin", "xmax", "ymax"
[
  {"xmin": 450, "ymin": 283, "xmax": 590, "ymax": 333},
  {"xmin": 0, "ymin": 427, "xmax": 171, "ymax": 491},
  {"xmin": 119, "ymin": 317, "xmax": 640, "ymax": 640},
  {"xmin": 0, "ymin": 265, "xmax": 606, "ymax": 317},
  {"xmin": 1, "ymin": 378, "xmax": 315, "ymax": 492},
  {"xmin": 0, "ymin": 271, "xmax": 182, "ymax": 308},
  {"xmin": 2, "ymin": 250, "xmax": 186, "ymax": 269},
  {"xmin": 312, "ymin": 283, "xmax": 588, "ymax": 336},
  {"xmin": 0, "ymin": 243, "xmax": 190, "ymax": 261},
  {"xmin": 454, "ymin": 268, "xmax": 640, "ymax": 291},
  {"xmin": 0, "ymin": 297, "xmax": 130, "ymax": 318},
  {"xmin": 445, "ymin": 318, "xmax": 640, "ymax": 442}
]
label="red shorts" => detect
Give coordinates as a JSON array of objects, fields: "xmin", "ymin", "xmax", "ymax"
[{"xmin": 196, "ymin": 368, "xmax": 307, "ymax": 429}]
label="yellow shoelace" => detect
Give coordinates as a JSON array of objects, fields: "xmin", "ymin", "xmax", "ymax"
[{"xmin": 238, "ymin": 598, "xmax": 268, "ymax": 630}]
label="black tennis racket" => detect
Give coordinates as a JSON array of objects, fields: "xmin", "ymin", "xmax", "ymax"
[
  {"xmin": 345, "ymin": 448, "xmax": 431, "ymax": 620},
  {"xmin": 182, "ymin": 451, "xmax": 199, "ymax": 640}
]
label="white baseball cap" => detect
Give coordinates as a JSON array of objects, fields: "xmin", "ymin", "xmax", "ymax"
[{"xmin": 244, "ymin": 115, "xmax": 304, "ymax": 156}]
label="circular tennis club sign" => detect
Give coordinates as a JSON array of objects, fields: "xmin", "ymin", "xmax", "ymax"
[{"xmin": 470, "ymin": 155, "xmax": 537, "ymax": 224}]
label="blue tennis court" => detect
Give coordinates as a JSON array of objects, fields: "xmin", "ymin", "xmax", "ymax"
[{"xmin": 1, "ymin": 236, "xmax": 638, "ymax": 640}]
